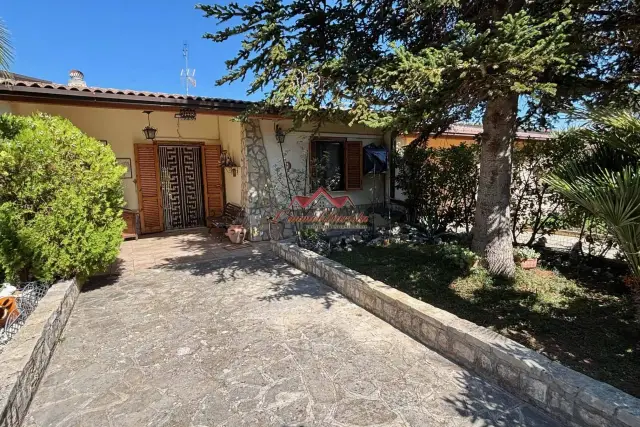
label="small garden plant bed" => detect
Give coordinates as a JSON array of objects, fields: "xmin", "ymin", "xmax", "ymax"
[{"xmin": 330, "ymin": 243, "xmax": 640, "ymax": 398}]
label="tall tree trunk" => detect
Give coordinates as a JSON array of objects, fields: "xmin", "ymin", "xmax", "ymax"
[{"xmin": 472, "ymin": 94, "xmax": 518, "ymax": 278}]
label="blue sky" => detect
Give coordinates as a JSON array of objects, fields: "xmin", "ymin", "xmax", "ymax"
[
  {"xmin": 2, "ymin": 0, "xmax": 258, "ymax": 100},
  {"xmin": 2, "ymin": 1, "xmax": 574, "ymax": 130}
]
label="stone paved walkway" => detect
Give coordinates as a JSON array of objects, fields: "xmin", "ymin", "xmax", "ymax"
[
  {"xmin": 25, "ymin": 249, "xmax": 560, "ymax": 427},
  {"xmin": 108, "ymin": 229, "xmax": 260, "ymax": 275}
]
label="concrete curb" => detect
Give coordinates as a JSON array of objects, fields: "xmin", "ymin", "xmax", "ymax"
[
  {"xmin": 0, "ymin": 279, "xmax": 80, "ymax": 427},
  {"xmin": 272, "ymin": 240, "xmax": 640, "ymax": 427}
]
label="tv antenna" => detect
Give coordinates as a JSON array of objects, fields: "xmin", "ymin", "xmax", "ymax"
[{"xmin": 180, "ymin": 42, "xmax": 196, "ymax": 95}]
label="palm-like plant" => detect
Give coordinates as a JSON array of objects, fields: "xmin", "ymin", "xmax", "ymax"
[
  {"xmin": 545, "ymin": 110, "xmax": 640, "ymax": 318},
  {"xmin": 0, "ymin": 19, "xmax": 13, "ymax": 77}
]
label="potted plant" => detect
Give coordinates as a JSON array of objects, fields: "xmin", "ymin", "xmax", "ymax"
[
  {"xmin": 0, "ymin": 296, "xmax": 19, "ymax": 328},
  {"xmin": 225, "ymin": 224, "xmax": 247, "ymax": 244},
  {"xmin": 513, "ymin": 247, "xmax": 540, "ymax": 269}
]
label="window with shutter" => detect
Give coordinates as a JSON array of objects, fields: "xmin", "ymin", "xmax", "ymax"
[
  {"xmin": 309, "ymin": 139, "xmax": 363, "ymax": 191},
  {"xmin": 134, "ymin": 144, "xmax": 164, "ymax": 234},
  {"xmin": 344, "ymin": 141, "xmax": 363, "ymax": 190},
  {"xmin": 312, "ymin": 140, "xmax": 345, "ymax": 190}
]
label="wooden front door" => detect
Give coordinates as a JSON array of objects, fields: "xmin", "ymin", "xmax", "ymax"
[
  {"xmin": 158, "ymin": 145, "xmax": 206, "ymax": 230},
  {"xmin": 134, "ymin": 143, "xmax": 225, "ymax": 235}
]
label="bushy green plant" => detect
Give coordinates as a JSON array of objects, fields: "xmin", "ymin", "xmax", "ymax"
[
  {"xmin": 0, "ymin": 113, "xmax": 125, "ymax": 282},
  {"xmin": 513, "ymin": 247, "xmax": 540, "ymax": 261},
  {"xmin": 438, "ymin": 243, "xmax": 480, "ymax": 271},
  {"xmin": 297, "ymin": 228, "xmax": 331, "ymax": 254},
  {"xmin": 396, "ymin": 143, "xmax": 479, "ymax": 235},
  {"xmin": 546, "ymin": 110, "xmax": 640, "ymax": 318},
  {"xmin": 298, "ymin": 228, "xmax": 322, "ymax": 241}
]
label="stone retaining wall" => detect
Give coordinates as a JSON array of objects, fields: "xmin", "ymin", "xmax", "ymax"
[
  {"xmin": 272, "ymin": 240, "xmax": 640, "ymax": 427},
  {"xmin": 0, "ymin": 279, "xmax": 80, "ymax": 427}
]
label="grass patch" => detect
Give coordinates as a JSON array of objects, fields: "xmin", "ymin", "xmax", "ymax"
[{"xmin": 330, "ymin": 244, "xmax": 640, "ymax": 397}]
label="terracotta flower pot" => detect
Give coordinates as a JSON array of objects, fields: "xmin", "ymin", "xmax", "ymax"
[
  {"xmin": 519, "ymin": 259, "xmax": 538, "ymax": 270},
  {"xmin": 226, "ymin": 225, "xmax": 246, "ymax": 244},
  {"xmin": 0, "ymin": 296, "xmax": 19, "ymax": 328}
]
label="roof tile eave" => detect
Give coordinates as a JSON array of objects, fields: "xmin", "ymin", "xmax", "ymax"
[
  {"xmin": 404, "ymin": 125, "xmax": 553, "ymax": 139},
  {"xmin": 0, "ymin": 79, "xmax": 252, "ymax": 108}
]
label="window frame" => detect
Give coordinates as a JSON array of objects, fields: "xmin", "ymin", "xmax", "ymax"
[
  {"xmin": 309, "ymin": 137, "xmax": 363, "ymax": 192},
  {"xmin": 311, "ymin": 137, "xmax": 347, "ymax": 191}
]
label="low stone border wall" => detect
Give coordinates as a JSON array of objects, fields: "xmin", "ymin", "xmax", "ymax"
[
  {"xmin": 272, "ymin": 240, "xmax": 640, "ymax": 427},
  {"xmin": 0, "ymin": 279, "xmax": 80, "ymax": 427}
]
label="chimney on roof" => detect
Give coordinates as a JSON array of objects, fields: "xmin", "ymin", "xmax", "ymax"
[{"xmin": 68, "ymin": 69, "xmax": 86, "ymax": 87}]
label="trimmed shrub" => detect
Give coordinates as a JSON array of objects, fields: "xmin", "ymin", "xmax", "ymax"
[{"xmin": 0, "ymin": 113, "xmax": 125, "ymax": 282}]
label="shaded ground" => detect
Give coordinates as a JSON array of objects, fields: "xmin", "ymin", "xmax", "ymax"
[
  {"xmin": 331, "ymin": 244, "xmax": 639, "ymax": 398},
  {"xmin": 106, "ymin": 229, "xmax": 260, "ymax": 274},
  {"xmin": 25, "ymin": 250, "xmax": 558, "ymax": 426}
]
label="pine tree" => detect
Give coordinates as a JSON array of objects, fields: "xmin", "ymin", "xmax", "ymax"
[{"xmin": 199, "ymin": 0, "xmax": 638, "ymax": 278}]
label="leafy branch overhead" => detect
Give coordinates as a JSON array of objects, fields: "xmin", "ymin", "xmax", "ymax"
[{"xmin": 198, "ymin": 0, "xmax": 637, "ymax": 134}]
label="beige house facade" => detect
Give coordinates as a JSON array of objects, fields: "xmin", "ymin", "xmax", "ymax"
[{"xmin": 0, "ymin": 75, "xmax": 391, "ymax": 240}]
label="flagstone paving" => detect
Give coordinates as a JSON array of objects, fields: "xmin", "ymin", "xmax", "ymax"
[
  {"xmin": 24, "ymin": 248, "xmax": 560, "ymax": 427},
  {"xmin": 107, "ymin": 229, "xmax": 261, "ymax": 274}
]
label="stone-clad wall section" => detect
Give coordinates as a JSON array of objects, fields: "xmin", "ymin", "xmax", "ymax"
[
  {"xmin": 272, "ymin": 240, "xmax": 640, "ymax": 427},
  {"xmin": 0, "ymin": 279, "xmax": 80, "ymax": 427},
  {"xmin": 242, "ymin": 120, "xmax": 277, "ymax": 241}
]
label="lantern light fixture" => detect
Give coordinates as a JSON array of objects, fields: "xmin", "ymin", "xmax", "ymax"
[
  {"xmin": 274, "ymin": 124, "xmax": 286, "ymax": 144},
  {"xmin": 142, "ymin": 111, "xmax": 157, "ymax": 140}
]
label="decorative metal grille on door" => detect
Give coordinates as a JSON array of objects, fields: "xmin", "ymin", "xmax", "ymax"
[{"xmin": 158, "ymin": 145, "xmax": 205, "ymax": 230}]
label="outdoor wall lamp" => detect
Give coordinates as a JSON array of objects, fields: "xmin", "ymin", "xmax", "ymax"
[
  {"xmin": 142, "ymin": 111, "xmax": 157, "ymax": 140},
  {"xmin": 274, "ymin": 122, "xmax": 294, "ymax": 204},
  {"xmin": 275, "ymin": 124, "xmax": 286, "ymax": 144}
]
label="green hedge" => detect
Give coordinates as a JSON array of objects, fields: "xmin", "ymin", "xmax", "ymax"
[{"xmin": 0, "ymin": 113, "xmax": 125, "ymax": 283}]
